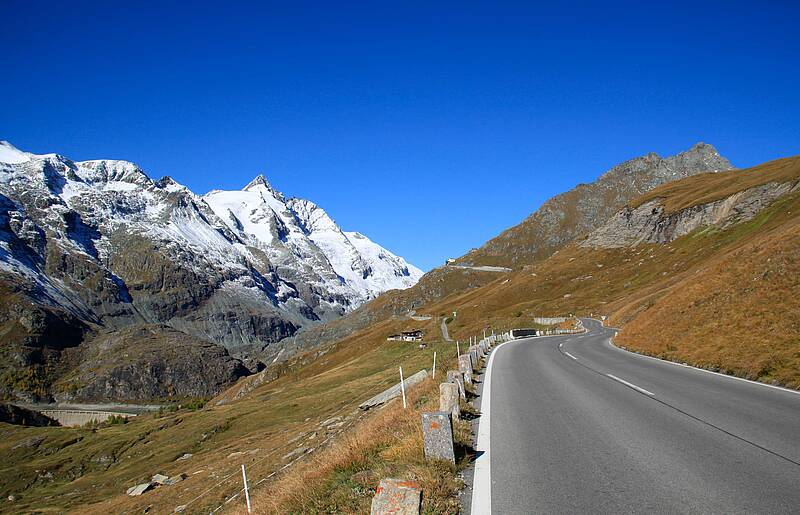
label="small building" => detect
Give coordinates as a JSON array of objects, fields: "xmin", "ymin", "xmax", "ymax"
[
  {"xmin": 445, "ymin": 258, "xmax": 456, "ymax": 265},
  {"xmin": 387, "ymin": 330, "xmax": 424, "ymax": 342}
]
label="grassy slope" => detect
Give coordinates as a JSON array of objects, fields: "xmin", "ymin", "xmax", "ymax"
[
  {"xmin": 630, "ymin": 156, "xmax": 800, "ymax": 213},
  {"xmin": 235, "ymin": 376, "xmax": 471, "ymax": 514},
  {"xmin": 615, "ymin": 193, "xmax": 800, "ymax": 387},
  {"xmin": 0, "ymin": 316, "xmax": 463, "ymax": 514}
]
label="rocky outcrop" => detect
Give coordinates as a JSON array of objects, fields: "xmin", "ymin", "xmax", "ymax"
[
  {"xmin": 54, "ymin": 325, "xmax": 249, "ymax": 402},
  {"xmin": 582, "ymin": 181, "xmax": 797, "ymax": 248},
  {"xmin": 0, "ymin": 403, "xmax": 60, "ymax": 426},
  {"xmin": 459, "ymin": 143, "xmax": 733, "ymax": 267}
]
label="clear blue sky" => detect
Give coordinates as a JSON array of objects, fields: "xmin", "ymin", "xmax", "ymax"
[{"xmin": 3, "ymin": 1, "xmax": 798, "ymax": 271}]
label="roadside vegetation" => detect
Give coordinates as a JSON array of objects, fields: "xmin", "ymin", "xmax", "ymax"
[{"xmin": 236, "ymin": 375, "xmax": 470, "ymax": 513}]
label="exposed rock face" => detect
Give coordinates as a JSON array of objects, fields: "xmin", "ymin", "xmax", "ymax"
[
  {"xmin": 57, "ymin": 325, "xmax": 250, "ymax": 402},
  {"xmin": 0, "ymin": 403, "xmax": 59, "ymax": 426},
  {"xmin": 0, "ymin": 141, "xmax": 422, "ymax": 402},
  {"xmin": 582, "ymin": 181, "xmax": 797, "ymax": 248},
  {"xmin": 459, "ymin": 143, "xmax": 734, "ymax": 267}
]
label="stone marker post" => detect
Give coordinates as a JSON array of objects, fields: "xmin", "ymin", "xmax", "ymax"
[
  {"xmin": 469, "ymin": 346, "xmax": 479, "ymax": 368},
  {"xmin": 439, "ymin": 382, "xmax": 460, "ymax": 420},
  {"xmin": 458, "ymin": 354, "xmax": 473, "ymax": 385},
  {"xmin": 371, "ymin": 478, "xmax": 421, "ymax": 515},
  {"xmin": 447, "ymin": 370, "xmax": 466, "ymax": 399},
  {"xmin": 421, "ymin": 412, "xmax": 456, "ymax": 464}
]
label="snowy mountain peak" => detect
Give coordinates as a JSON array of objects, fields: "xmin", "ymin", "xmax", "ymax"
[
  {"xmin": 243, "ymin": 174, "xmax": 284, "ymax": 200},
  {"xmin": 204, "ymin": 174, "xmax": 423, "ymax": 303},
  {"xmin": 0, "ymin": 140, "xmax": 32, "ymax": 164}
]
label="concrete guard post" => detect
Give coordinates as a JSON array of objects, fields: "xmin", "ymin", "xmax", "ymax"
[
  {"xmin": 421, "ymin": 411, "xmax": 456, "ymax": 464},
  {"xmin": 458, "ymin": 354, "xmax": 473, "ymax": 385},
  {"xmin": 468, "ymin": 346, "xmax": 479, "ymax": 368},
  {"xmin": 370, "ymin": 478, "xmax": 422, "ymax": 515},
  {"xmin": 446, "ymin": 370, "xmax": 466, "ymax": 399},
  {"xmin": 439, "ymin": 382, "xmax": 460, "ymax": 420}
]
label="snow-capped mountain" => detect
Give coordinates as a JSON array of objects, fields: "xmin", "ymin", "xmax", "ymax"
[
  {"xmin": 0, "ymin": 141, "xmax": 421, "ymax": 400},
  {"xmin": 203, "ymin": 176, "xmax": 421, "ymax": 306}
]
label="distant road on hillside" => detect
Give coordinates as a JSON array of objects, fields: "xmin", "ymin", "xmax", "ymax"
[
  {"xmin": 440, "ymin": 317, "xmax": 453, "ymax": 341},
  {"xmin": 446, "ymin": 264, "xmax": 512, "ymax": 273},
  {"xmin": 471, "ymin": 318, "xmax": 800, "ymax": 514}
]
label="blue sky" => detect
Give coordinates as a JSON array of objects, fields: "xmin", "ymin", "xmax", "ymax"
[{"xmin": 3, "ymin": 1, "xmax": 798, "ymax": 271}]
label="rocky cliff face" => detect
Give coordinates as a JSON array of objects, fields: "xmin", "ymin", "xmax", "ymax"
[
  {"xmin": 0, "ymin": 141, "xmax": 422, "ymax": 402},
  {"xmin": 582, "ymin": 181, "xmax": 800, "ymax": 248},
  {"xmin": 459, "ymin": 143, "xmax": 733, "ymax": 267}
]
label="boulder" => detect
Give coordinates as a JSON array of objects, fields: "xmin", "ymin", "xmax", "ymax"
[
  {"xmin": 126, "ymin": 482, "xmax": 154, "ymax": 496},
  {"xmin": 164, "ymin": 473, "xmax": 187, "ymax": 486},
  {"xmin": 469, "ymin": 346, "xmax": 480, "ymax": 368},
  {"xmin": 458, "ymin": 354, "xmax": 473, "ymax": 385},
  {"xmin": 151, "ymin": 474, "xmax": 170, "ymax": 485}
]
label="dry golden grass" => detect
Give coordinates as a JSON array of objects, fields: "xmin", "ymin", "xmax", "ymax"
[
  {"xmin": 616, "ymin": 207, "xmax": 800, "ymax": 388},
  {"xmin": 631, "ymin": 155, "xmax": 800, "ymax": 213},
  {"xmin": 232, "ymin": 377, "xmax": 467, "ymax": 514}
]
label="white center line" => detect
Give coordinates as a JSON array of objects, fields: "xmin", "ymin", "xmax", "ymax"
[
  {"xmin": 564, "ymin": 351, "xmax": 578, "ymax": 360},
  {"xmin": 606, "ymin": 373, "xmax": 655, "ymax": 396}
]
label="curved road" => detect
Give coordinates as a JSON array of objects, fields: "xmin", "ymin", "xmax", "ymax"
[
  {"xmin": 473, "ymin": 318, "xmax": 800, "ymax": 514},
  {"xmin": 441, "ymin": 317, "xmax": 453, "ymax": 341}
]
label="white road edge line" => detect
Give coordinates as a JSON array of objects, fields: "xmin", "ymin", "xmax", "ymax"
[
  {"xmin": 470, "ymin": 339, "xmax": 507, "ymax": 515},
  {"xmin": 606, "ymin": 373, "xmax": 655, "ymax": 396},
  {"xmin": 599, "ymin": 329, "xmax": 800, "ymax": 397},
  {"xmin": 564, "ymin": 351, "xmax": 578, "ymax": 360},
  {"xmin": 471, "ymin": 333, "xmax": 581, "ymax": 515}
]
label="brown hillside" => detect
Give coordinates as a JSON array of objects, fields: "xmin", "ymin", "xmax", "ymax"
[
  {"xmin": 615, "ymin": 198, "xmax": 800, "ymax": 388},
  {"xmin": 631, "ymin": 155, "xmax": 800, "ymax": 213}
]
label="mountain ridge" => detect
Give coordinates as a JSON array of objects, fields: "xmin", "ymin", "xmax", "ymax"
[
  {"xmin": 0, "ymin": 141, "xmax": 422, "ymax": 402},
  {"xmin": 458, "ymin": 142, "xmax": 734, "ymax": 268}
]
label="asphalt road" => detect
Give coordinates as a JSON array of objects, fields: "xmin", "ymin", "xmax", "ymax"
[{"xmin": 481, "ymin": 318, "xmax": 800, "ymax": 514}]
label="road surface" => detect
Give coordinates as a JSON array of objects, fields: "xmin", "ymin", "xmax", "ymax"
[
  {"xmin": 472, "ymin": 318, "xmax": 800, "ymax": 514},
  {"xmin": 441, "ymin": 317, "xmax": 453, "ymax": 341},
  {"xmin": 446, "ymin": 264, "xmax": 512, "ymax": 273}
]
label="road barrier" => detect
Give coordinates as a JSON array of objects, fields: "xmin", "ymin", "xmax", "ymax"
[{"xmin": 439, "ymin": 382, "xmax": 460, "ymax": 420}]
